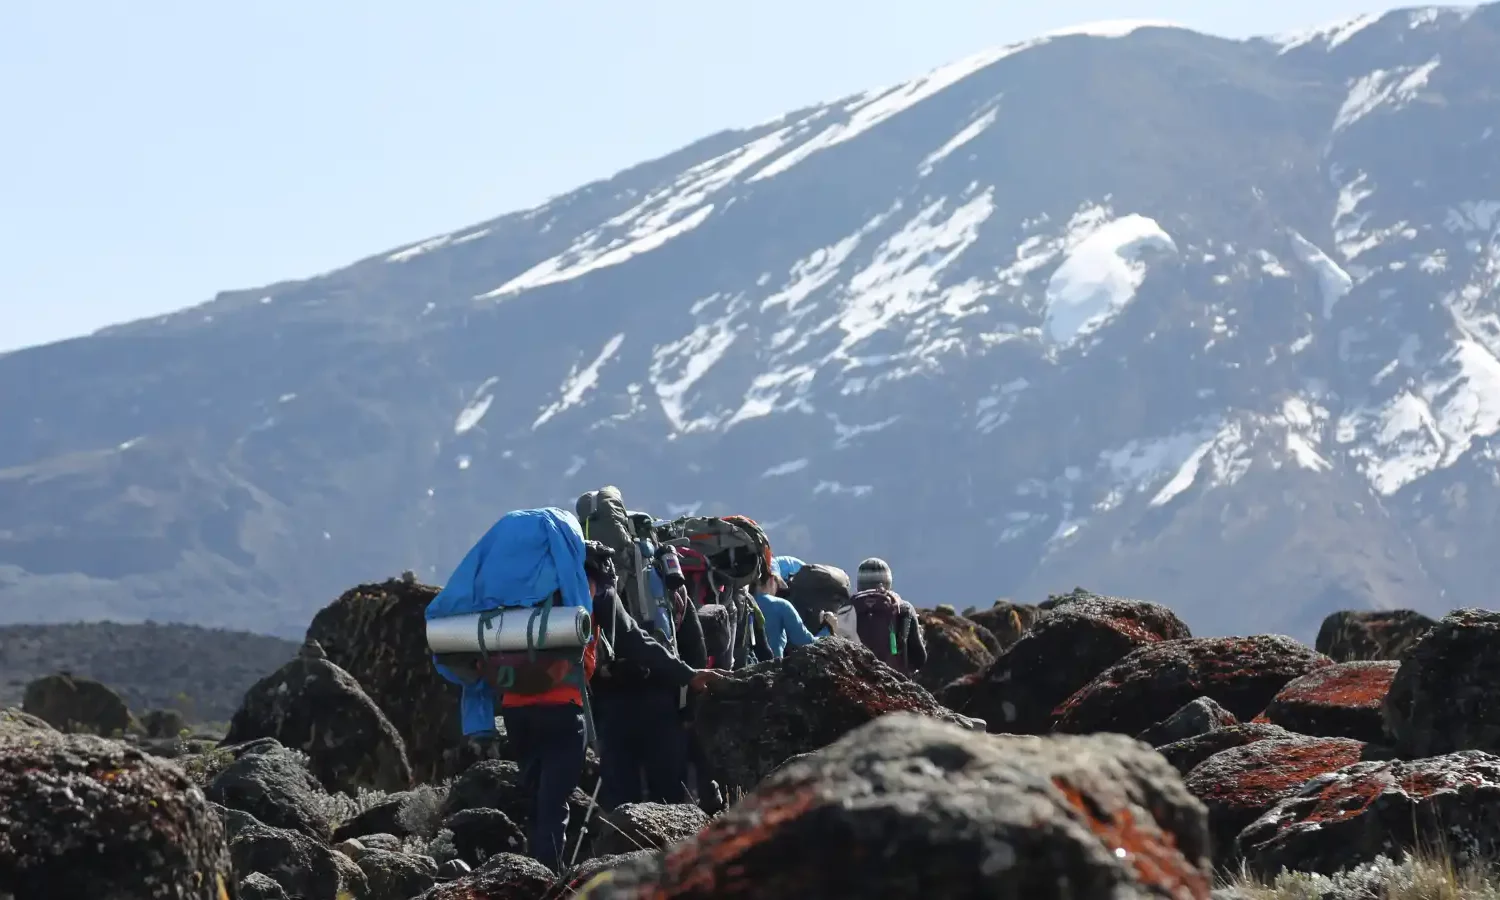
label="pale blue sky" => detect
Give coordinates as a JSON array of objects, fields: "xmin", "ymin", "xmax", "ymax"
[{"xmin": 2, "ymin": 0, "xmax": 1391, "ymax": 353}]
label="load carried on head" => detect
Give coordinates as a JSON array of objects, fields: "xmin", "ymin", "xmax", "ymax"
[{"xmin": 423, "ymin": 508, "xmax": 603, "ymax": 710}]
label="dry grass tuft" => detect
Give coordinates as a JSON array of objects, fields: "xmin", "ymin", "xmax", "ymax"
[{"xmin": 1219, "ymin": 850, "xmax": 1500, "ymax": 899}]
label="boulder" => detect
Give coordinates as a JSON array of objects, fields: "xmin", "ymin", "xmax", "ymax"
[
  {"xmin": 21, "ymin": 672, "xmax": 132, "ymax": 736},
  {"xmin": 237, "ymin": 872, "xmax": 290, "ymax": 900},
  {"xmin": 333, "ymin": 785, "xmax": 447, "ymax": 842},
  {"xmin": 356, "ymin": 847, "xmax": 439, "ymax": 900},
  {"xmin": 0, "ymin": 730, "xmax": 234, "ymax": 899},
  {"xmin": 1155, "ymin": 724, "xmax": 1298, "ymax": 776},
  {"xmin": 440, "ymin": 759, "xmax": 596, "ymax": 855},
  {"xmin": 564, "ymin": 851, "xmax": 656, "ymax": 893},
  {"xmin": 965, "ymin": 620, "xmax": 1004, "ymax": 656},
  {"xmin": 0, "ymin": 707, "xmax": 54, "ymax": 736},
  {"xmin": 1237, "ymin": 751, "xmax": 1500, "ymax": 877},
  {"xmin": 1136, "ymin": 698, "xmax": 1238, "ymax": 748},
  {"xmin": 576, "ymin": 712, "xmax": 1212, "ymax": 899},
  {"xmin": 439, "ymin": 808, "xmax": 526, "ymax": 867},
  {"xmin": 306, "ymin": 576, "xmax": 466, "ymax": 783},
  {"xmin": 205, "ymin": 738, "xmax": 335, "ymax": 842},
  {"xmin": 965, "ymin": 601, "xmax": 1041, "ymax": 650},
  {"xmin": 691, "ymin": 637, "xmax": 980, "ymax": 793},
  {"xmin": 1053, "ymin": 636, "xmax": 1332, "ymax": 736},
  {"xmin": 415, "ymin": 852, "xmax": 555, "ymax": 898},
  {"xmin": 590, "ymin": 803, "xmax": 709, "ymax": 859},
  {"xmin": 1383, "ymin": 608, "xmax": 1500, "ymax": 757},
  {"xmin": 1181, "ymin": 736, "xmax": 1365, "ymax": 867},
  {"xmin": 941, "ymin": 592, "xmax": 1191, "ymax": 734},
  {"xmin": 913, "ymin": 610, "xmax": 995, "ymax": 693},
  {"xmin": 223, "ymin": 653, "xmax": 414, "ymax": 795},
  {"xmin": 1314, "ymin": 609, "xmax": 1436, "ymax": 662},
  {"xmin": 228, "ymin": 821, "xmax": 366, "ymax": 900},
  {"xmin": 140, "ymin": 708, "xmax": 189, "ymax": 739},
  {"xmin": 1260, "ymin": 661, "xmax": 1397, "ymax": 743}
]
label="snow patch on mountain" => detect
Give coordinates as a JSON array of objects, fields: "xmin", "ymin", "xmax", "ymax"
[
  {"xmin": 762, "ymin": 458, "xmax": 809, "ymax": 478},
  {"xmin": 919, "ymin": 105, "xmax": 1000, "ymax": 177},
  {"xmin": 1334, "ymin": 59, "xmax": 1442, "ymax": 133},
  {"xmin": 1150, "ymin": 420, "xmax": 1252, "ymax": 507},
  {"xmin": 454, "ymin": 377, "xmax": 500, "ymax": 435},
  {"xmin": 1043, "ymin": 19, "xmax": 1187, "ymax": 39},
  {"xmin": 1043, "ymin": 214, "xmax": 1177, "ymax": 346},
  {"xmin": 1287, "ymin": 231, "xmax": 1354, "ymax": 317},
  {"xmin": 1272, "ymin": 12, "xmax": 1382, "ymax": 54},
  {"xmin": 388, "ymin": 235, "xmax": 452, "ymax": 263},
  {"xmin": 533, "ymin": 333, "xmax": 626, "ymax": 429},
  {"xmin": 749, "ymin": 41, "xmax": 1043, "ymax": 182},
  {"xmin": 480, "ymin": 128, "xmax": 796, "ymax": 298},
  {"xmin": 1339, "ymin": 336, "xmax": 1500, "ymax": 493},
  {"xmin": 831, "ymin": 189, "xmax": 996, "ymax": 360}
]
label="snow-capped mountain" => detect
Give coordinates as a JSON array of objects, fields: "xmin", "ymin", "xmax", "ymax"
[{"xmin": 2, "ymin": 5, "xmax": 1498, "ymax": 639}]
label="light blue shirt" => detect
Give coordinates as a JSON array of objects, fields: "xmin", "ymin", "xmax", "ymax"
[{"xmin": 755, "ymin": 592, "xmax": 817, "ymax": 658}]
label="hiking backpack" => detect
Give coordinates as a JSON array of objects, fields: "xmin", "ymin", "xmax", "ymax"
[
  {"xmin": 835, "ymin": 589, "xmax": 908, "ymax": 673},
  {"xmin": 426, "ymin": 509, "xmax": 601, "ymax": 699},
  {"xmin": 656, "ymin": 514, "xmax": 775, "ymax": 668},
  {"xmin": 576, "ymin": 488, "xmax": 661, "ymax": 634},
  {"xmin": 787, "ymin": 563, "xmax": 851, "ymax": 632}
]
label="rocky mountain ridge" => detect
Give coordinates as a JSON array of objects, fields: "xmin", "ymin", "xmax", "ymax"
[{"xmin": 2, "ymin": 5, "xmax": 1498, "ymax": 637}]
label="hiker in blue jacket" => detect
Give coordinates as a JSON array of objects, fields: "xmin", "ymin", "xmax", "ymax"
[{"xmin": 754, "ymin": 568, "xmax": 819, "ymax": 659}]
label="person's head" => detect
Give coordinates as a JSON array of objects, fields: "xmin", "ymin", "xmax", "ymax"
[
  {"xmin": 759, "ymin": 572, "xmax": 785, "ymax": 595},
  {"xmin": 856, "ymin": 557, "xmax": 893, "ymax": 593}
]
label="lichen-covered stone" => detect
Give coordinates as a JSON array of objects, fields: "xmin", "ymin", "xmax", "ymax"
[
  {"xmin": 576, "ymin": 713, "xmax": 1212, "ymax": 900},
  {"xmin": 306, "ymin": 576, "xmax": 466, "ymax": 783},
  {"xmin": 965, "ymin": 601, "xmax": 1040, "ymax": 650},
  {"xmin": 1136, "ymin": 698, "xmax": 1238, "ymax": 748},
  {"xmin": 0, "ymin": 707, "xmax": 54, "ymax": 736},
  {"xmin": 1261, "ymin": 661, "xmax": 1397, "ymax": 743},
  {"xmin": 205, "ymin": 738, "xmax": 334, "ymax": 842},
  {"xmin": 1155, "ymin": 724, "xmax": 1297, "ymax": 777},
  {"xmin": 691, "ymin": 637, "xmax": 980, "ymax": 793},
  {"xmin": 223, "ymin": 654, "xmax": 413, "ymax": 795},
  {"xmin": 1182, "ymin": 736, "xmax": 1365, "ymax": 867},
  {"xmin": 913, "ymin": 611, "xmax": 995, "ymax": 693},
  {"xmin": 1237, "ymin": 751, "xmax": 1500, "ymax": 877},
  {"xmin": 21, "ymin": 672, "xmax": 133, "ymax": 735},
  {"xmin": 589, "ymin": 803, "xmax": 709, "ymax": 859},
  {"xmin": 1314, "ymin": 609, "xmax": 1436, "ymax": 663},
  {"xmin": 415, "ymin": 851, "xmax": 555, "ymax": 898},
  {"xmin": 942, "ymin": 592, "xmax": 1191, "ymax": 735},
  {"xmin": 0, "ymin": 730, "xmax": 233, "ymax": 899},
  {"xmin": 1054, "ymin": 636, "xmax": 1332, "ymax": 736},
  {"xmin": 1383, "ymin": 608, "xmax": 1500, "ymax": 758}
]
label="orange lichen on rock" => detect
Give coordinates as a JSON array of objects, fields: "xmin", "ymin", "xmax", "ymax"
[
  {"xmin": 651, "ymin": 781, "xmax": 824, "ymax": 898},
  {"xmin": 1051, "ymin": 776, "xmax": 1210, "ymax": 900}
]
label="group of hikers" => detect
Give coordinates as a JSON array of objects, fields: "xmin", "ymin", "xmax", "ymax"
[{"xmin": 423, "ymin": 486, "xmax": 929, "ymax": 872}]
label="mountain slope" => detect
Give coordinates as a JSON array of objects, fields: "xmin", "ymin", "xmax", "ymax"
[{"xmin": 2, "ymin": 6, "xmax": 1498, "ymax": 639}]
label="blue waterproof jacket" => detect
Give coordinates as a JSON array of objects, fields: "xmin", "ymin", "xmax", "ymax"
[
  {"xmin": 755, "ymin": 592, "xmax": 817, "ymax": 658},
  {"xmin": 426, "ymin": 507, "xmax": 594, "ymax": 736}
]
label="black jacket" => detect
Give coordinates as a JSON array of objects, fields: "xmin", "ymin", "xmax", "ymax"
[
  {"xmin": 592, "ymin": 586, "xmax": 698, "ymax": 696},
  {"xmin": 897, "ymin": 598, "xmax": 928, "ymax": 673}
]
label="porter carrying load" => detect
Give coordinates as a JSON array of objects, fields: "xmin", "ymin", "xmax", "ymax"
[{"xmin": 425, "ymin": 507, "xmax": 601, "ymax": 731}]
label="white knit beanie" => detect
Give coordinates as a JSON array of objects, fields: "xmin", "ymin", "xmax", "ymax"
[{"xmin": 856, "ymin": 557, "xmax": 893, "ymax": 591}]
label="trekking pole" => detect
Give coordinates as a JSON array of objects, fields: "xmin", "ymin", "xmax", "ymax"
[{"xmin": 568, "ymin": 764, "xmax": 604, "ymax": 868}]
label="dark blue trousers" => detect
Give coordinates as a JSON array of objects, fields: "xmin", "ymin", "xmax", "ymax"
[
  {"xmin": 500, "ymin": 703, "xmax": 586, "ymax": 872},
  {"xmin": 595, "ymin": 687, "xmax": 689, "ymax": 809}
]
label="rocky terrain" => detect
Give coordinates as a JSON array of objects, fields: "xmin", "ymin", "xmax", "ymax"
[
  {"xmin": 4, "ymin": 5, "xmax": 1500, "ymax": 640},
  {"xmin": 3, "ymin": 576, "xmax": 1498, "ymax": 899},
  {"xmin": 0, "ymin": 621, "xmax": 298, "ymax": 724}
]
